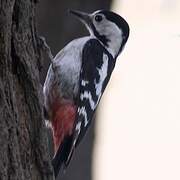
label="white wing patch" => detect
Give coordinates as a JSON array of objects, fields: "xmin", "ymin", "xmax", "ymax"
[{"xmin": 95, "ymin": 54, "xmax": 109, "ymax": 104}]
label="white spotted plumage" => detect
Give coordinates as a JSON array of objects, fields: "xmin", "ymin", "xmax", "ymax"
[
  {"xmin": 78, "ymin": 53, "xmax": 109, "ymax": 115},
  {"xmin": 80, "ymin": 91, "xmax": 96, "ymax": 110},
  {"xmin": 78, "ymin": 106, "xmax": 88, "ymax": 126},
  {"xmin": 81, "ymin": 80, "xmax": 89, "ymax": 86}
]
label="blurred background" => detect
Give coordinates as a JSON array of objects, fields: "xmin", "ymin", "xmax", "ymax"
[{"xmin": 37, "ymin": 0, "xmax": 180, "ymax": 180}]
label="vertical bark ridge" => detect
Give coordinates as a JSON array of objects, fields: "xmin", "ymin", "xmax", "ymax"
[{"xmin": 0, "ymin": 0, "xmax": 54, "ymax": 179}]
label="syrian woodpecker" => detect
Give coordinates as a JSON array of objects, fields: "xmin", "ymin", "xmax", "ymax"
[{"xmin": 43, "ymin": 9, "xmax": 129, "ymax": 178}]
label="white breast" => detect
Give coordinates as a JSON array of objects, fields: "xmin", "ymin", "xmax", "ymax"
[{"xmin": 44, "ymin": 36, "xmax": 91, "ymax": 105}]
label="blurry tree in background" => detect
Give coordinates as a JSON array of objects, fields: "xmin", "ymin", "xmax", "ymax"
[{"xmin": 37, "ymin": 0, "xmax": 112, "ymax": 180}]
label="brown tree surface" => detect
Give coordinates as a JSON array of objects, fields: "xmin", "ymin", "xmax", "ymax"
[{"xmin": 0, "ymin": 0, "xmax": 53, "ymax": 179}]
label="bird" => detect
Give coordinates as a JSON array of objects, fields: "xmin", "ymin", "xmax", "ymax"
[{"xmin": 43, "ymin": 9, "xmax": 129, "ymax": 178}]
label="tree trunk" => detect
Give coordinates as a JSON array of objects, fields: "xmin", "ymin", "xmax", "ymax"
[{"xmin": 0, "ymin": 0, "xmax": 53, "ymax": 180}]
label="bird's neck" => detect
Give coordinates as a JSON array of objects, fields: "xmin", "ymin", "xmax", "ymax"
[
  {"xmin": 90, "ymin": 31, "xmax": 123, "ymax": 58},
  {"xmin": 105, "ymin": 34, "xmax": 123, "ymax": 58}
]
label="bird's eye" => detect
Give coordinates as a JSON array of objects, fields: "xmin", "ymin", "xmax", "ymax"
[{"xmin": 95, "ymin": 15, "xmax": 103, "ymax": 22}]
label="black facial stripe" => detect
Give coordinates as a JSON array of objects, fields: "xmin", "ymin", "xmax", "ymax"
[{"xmin": 91, "ymin": 23, "xmax": 110, "ymax": 47}]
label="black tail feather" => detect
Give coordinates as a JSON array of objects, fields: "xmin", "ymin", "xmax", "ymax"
[{"xmin": 52, "ymin": 136, "xmax": 73, "ymax": 178}]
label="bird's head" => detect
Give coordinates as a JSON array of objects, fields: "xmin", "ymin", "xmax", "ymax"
[{"xmin": 69, "ymin": 9, "xmax": 130, "ymax": 58}]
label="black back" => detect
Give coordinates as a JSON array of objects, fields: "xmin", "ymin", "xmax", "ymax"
[{"xmin": 69, "ymin": 39, "xmax": 116, "ymax": 159}]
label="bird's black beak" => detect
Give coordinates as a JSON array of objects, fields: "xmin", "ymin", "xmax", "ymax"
[
  {"xmin": 69, "ymin": 10, "xmax": 91, "ymax": 24},
  {"xmin": 69, "ymin": 10, "xmax": 93, "ymax": 33}
]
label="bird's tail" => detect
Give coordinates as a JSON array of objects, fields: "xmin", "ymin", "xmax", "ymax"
[
  {"xmin": 50, "ymin": 101, "xmax": 76, "ymax": 178},
  {"xmin": 52, "ymin": 135, "xmax": 73, "ymax": 178}
]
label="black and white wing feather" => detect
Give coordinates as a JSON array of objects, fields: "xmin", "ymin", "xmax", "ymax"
[{"xmin": 66, "ymin": 39, "xmax": 115, "ymax": 164}]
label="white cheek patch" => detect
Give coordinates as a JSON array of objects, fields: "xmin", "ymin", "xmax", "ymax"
[
  {"xmin": 96, "ymin": 20, "xmax": 123, "ymax": 58},
  {"xmin": 95, "ymin": 54, "xmax": 109, "ymax": 103}
]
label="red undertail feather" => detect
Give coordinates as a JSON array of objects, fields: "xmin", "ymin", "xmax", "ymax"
[{"xmin": 51, "ymin": 100, "xmax": 76, "ymax": 153}]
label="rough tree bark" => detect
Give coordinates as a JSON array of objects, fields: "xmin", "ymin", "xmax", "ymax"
[{"xmin": 0, "ymin": 0, "xmax": 53, "ymax": 180}]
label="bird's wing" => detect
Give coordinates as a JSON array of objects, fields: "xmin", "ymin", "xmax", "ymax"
[{"xmin": 65, "ymin": 38, "xmax": 115, "ymax": 165}]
